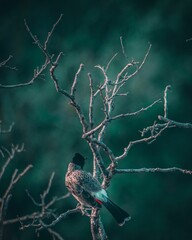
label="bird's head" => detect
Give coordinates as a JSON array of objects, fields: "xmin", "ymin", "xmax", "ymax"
[{"xmin": 72, "ymin": 153, "xmax": 85, "ymax": 169}]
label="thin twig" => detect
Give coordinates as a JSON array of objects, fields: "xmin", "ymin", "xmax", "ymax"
[
  {"xmin": 44, "ymin": 14, "xmax": 63, "ymax": 50},
  {"xmin": 0, "ymin": 55, "xmax": 13, "ymax": 67},
  {"xmin": 0, "ymin": 144, "xmax": 25, "ymax": 180},
  {"xmin": 24, "ymin": 20, "xmax": 52, "ymax": 63},
  {"xmin": 105, "ymin": 53, "xmax": 118, "ymax": 72},
  {"xmin": 0, "ymin": 58, "xmax": 50, "ymax": 89},
  {"xmin": 118, "ymin": 43, "xmax": 152, "ymax": 85},
  {"xmin": 116, "ymin": 123, "xmax": 170, "ymax": 161},
  {"xmin": 0, "ymin": 122, "xmax": 15, "ymax": 134},
  {"xmin": 0, "ymin": 151, "xmax": 13, "ymax": 181},
  {"xmin": 120, "ymin": 36, "xmax": 127, "ymax": 58},
  {"xmin": 47, "ymin": 228, "xmax": 64, "ymax": 240},
  {"xmin": 26, "ymin": 190, "xmax": 42, "ymax": 207},
  {"xmin": 111, "ymin": 99, "xmax": 161, "ymax": 121},
  {"xmin": 42, "ymin": 172, "xmax": 55, "ymax": 199},
  {"xmin": 38, "ymin": 207, "xmax": 80, "ymax": 229},
  {"xmin": 71, "ymin": 63, "xmax": 84, "ymax": 97}
]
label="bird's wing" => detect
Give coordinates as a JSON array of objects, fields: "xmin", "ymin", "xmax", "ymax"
[{"xmin": 65, "ymin": 170, "xmax": 102, "ymax": 207}]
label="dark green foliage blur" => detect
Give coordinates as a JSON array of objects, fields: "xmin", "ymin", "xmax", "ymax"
[{"xmin": 0, "ymin": 0, "xmax": 192, "ymax": 239}]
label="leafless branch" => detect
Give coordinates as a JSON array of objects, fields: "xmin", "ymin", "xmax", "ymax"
[
  {"xmin": 3, "ymin": 193, "xmax": 70, "ymax": 226},
  {"xmin": 0, "ymin": 15, "xmax": 63, "ymax": 90},
  {"xmin": 83, "ymin": 99, "xmax": 161, "ymax": 139},
  {"xmin": 120, "ymin": 36, "xmax": 127, "ymax": 59},
  {"xmin": 88, "ymin": 73, "xmax": 95, "ymax": 129},
  {"xmin": 71, "ymin": 63, "xmax": 84, "ymax": 97},
  {"xmin": 115, "ymin": 167, "xmax": 192, "ymax": 175},
  {"xmin": 0, "ymin": 57, "xmax": 50, "ymax": 89},
  {"xmin": 91, "ymin": 208, "xmax": 108, "ymax": 240},
  {"xmin": 0, "ymin": 143, "xmax": 32, "ymax": 240},
  {"xmin": 49, "ymin": 56, "xmax": 89, "ymax": 133},
  {"xmin": 44, "ymin": 14, "xmax": 63, "ymax": 50},
  {"xmin": 0, "ymin": 121, "xmax": 15, "ymax": 134},
  {"xmin": 94, "ymin": 65, "xmax": 110, "ymax": 98},
  {"xmin": 116, "ymin": 123, "xmax": 170, "ymax": 161},
  {"xmin": 0, "ymin": 55, "xmax": 13, "ymax": 67},
  {"xmin": 111, "ymin": 99, "xmax": 161, "ymax": 121},
  {"xmin": 2, "ymin": 173, "xmax": 71, "ymax": 240},
  {"xmin": 0, "ymin": 144, "xmax": 25, "ymax": 180},
  {"xmin": 38, "ymin": 207, "xmax": 80, "ymax": 230},
  {"xmin": 24, "ymin": 19, "xmax": 52, "ymax": 63},
  {"xmin": 2, "ymin": 165, "xmax": 33, "ymax": 203},
  {"xmin": 42, "ymin": 172, "xmax": 55, "ymax": 200},
  {"xmin": 163, "ymin": 85, "xmax": 171, "ymax": 118},
  {"xmin": 158, "ymin": 115, "xmax": 192, "ymax": 128},
  {"xmin": 0, "ymin": 55, "xmax": 17, "ymax": 70},
  {"xmin": 117, "ymin": 43, "xmax": 152, "ymax": 85},
  {"xmin": 47, "ymin": 228, "xmax": 64, "ymax": 240},
  {"xmin": 105, "ymin": 53, "xmax": 118, "ymax": 72}
]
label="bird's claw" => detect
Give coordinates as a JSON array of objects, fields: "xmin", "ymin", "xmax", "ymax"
[{"xmin": 77, "ymin": 204, "xmax": 91, "ymax": 217}]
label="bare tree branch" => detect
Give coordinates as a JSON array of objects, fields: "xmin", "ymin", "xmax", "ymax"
[
  {"xmin": 0, "ymin": 55, "xmax": 17, "ymax": 70},
  {"xmin": 0, "ymin": 143, "xmax": 32, "ymax": 240},
  {"xmin": 0, "ymin": 55, "xmax": 13, "ymax": 67},
  {"xmin": 115, "ymin": 167, "xmax": 192, "ymax": 175},
  {"xmin": 82, "ymin": 99, "xmax": 161, "ymax": 139},
  {"xmin": 71, "ymin": 63, "xmax": 84, "ymax": 97},
  {"xmin": 88, "ymin": 73, "xmax": 95, "ymax": 129},
  {"xmin": 120, "ymin": 36, "xmax": 127, "ymax": 59},
  {"xmin": 116, "ymin": 123, "xmax": 170, "ymax": 161},
  {"xmin": 37, "ymin": 207, "xmax": 80, "ymax": 230},
  {"xmin": 158, "ymin": 115, "xmax": 192, "ymax": 128},
  {"xmin": 111, "ymin": 99, "xmax": 161, "ymax": 121},
  {"xmin": 47, "ymin": 228, "xmax": 65, "ymax": 240},
  {"xmin": 91, "ymin": 208, "xmax": 108, "ymax": 240},
  {"xmin": 163, "ymin": 85, "xmax": 171, "ymax": 118},
  {"xmin": 0, "ymin": 144, "xmax": 25, "ymax": 180},
  {"xmin": 105, "ymin": 53, "xmax": 118, "ymax": 73},
  {"xmin": 0, "ymin": 57, "xmax": 50, "ymax": 89},
  {"xmin": 2, "ymin": 165, "xmax": 33, "ymax": 203},
  {"xmin": 44, "ymin": 14, "xmax": 63, "ymax": 50},
  {"xmin": 0, "ymin": 121, "xmax": 15, "ymax": 134}
]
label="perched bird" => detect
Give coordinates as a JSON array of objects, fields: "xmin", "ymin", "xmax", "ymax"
[{"xmin": 65, "ymin": 153, "xmax": 131, "ymax": 226}]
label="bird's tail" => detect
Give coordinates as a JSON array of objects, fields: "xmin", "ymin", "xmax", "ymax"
[{"xmin": 102, "ymin": 198, "xmax": 131, "ymax": 226}]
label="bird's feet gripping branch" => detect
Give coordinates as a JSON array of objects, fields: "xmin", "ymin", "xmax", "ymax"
[{"xmin": 65, "ymin": 153, "xmax": 131, "ymax": 226}]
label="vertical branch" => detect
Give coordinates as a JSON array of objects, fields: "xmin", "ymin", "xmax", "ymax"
[
  {"xmin": 90, "ymin": 209, "xmax": 108, "ymax": 240},
  {"xmin": 164, "ymin": 85, "xmax": 171, "ymax": 118},
  {"xmin": 88, "ymin": 73, "xmax": 101, "ymax": 179},
  {"xmin": 89, "ymin": 143, "xmax": 108, "ymax": 180},
  {"xmin": 88, "ymin": 73, "xmax": 95, "ymax": 129},
  {"xmin": 120, "ymin": 36, "xmax": 127, "ymax": 58},
  {"xmin": 71, "ymin": 63, "xmax": 84, "ymax": 97},
  {"xmin": 90, "ymin": 209, "xmax": 100, "ymax": 240}
]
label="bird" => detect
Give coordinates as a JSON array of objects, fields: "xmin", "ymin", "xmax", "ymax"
[{"xmin": 65, "ymin": 153, "xmax": 131, "ymax": 226}]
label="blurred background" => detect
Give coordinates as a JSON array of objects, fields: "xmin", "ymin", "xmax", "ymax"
[{"xmin": 0, "ymin": 0, "xmax": 192, "ymax": 239}]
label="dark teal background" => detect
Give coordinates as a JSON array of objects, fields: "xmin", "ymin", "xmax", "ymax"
[{"xmin": 0, "ymin": 0, "xmax": 192, "ymax": 239}]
